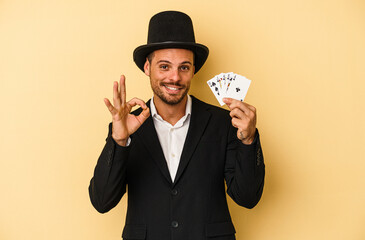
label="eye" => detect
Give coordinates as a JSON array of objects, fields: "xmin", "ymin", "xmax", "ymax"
[
  {"xmin": 159, "ymin": 64, "xmax": 169, "ymax": 70},
  {"xmin": 180, "ymin": 65, "xmax": 190, "ymax": 71}
]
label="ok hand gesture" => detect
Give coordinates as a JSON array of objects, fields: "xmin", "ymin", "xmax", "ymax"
[{"xmin": 104, "ymin": 75, "xmax": 150, "ymax": 146}]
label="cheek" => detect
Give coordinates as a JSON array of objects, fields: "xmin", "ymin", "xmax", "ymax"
[
  {"xmin": 150, "ymin": 78, "xmax": 159, "ymax": 89},
  {"xmin": 150, "ymin": 75, "xmax": 165, "ymax": 89},
  {"xmin": 182, "ymin": 74, "xmax": 193, "ymax": 85},
  {"xmin": 151, "ymin": 69, "xmax": 167, "ymax": 81}
]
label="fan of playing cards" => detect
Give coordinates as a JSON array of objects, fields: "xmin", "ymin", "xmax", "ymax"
[{"xmin": 207, "ymin": 72, "xmax": 251, "ymax": 106}]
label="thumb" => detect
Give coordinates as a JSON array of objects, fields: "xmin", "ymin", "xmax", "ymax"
[
  {"xmin": 137, "ymin": 107, "xmax": 150, "ymax": 123},
  {"xmin": 222, "ymin": 98, "xmax": 232, "ymax": 109}
]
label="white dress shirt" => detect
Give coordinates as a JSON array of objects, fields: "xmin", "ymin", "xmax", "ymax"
[{"xmin": 150, "ymin": 95, "xmax": 192, "ymax": 182}]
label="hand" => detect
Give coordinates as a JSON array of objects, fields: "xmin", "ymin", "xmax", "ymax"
[
  {"xmin": 104, "ymin": 75, "xmax": 150, "ymax": 146},
  {"xmin": 223, "ymin": 98, "xmax": 257, "ymax": 145}
]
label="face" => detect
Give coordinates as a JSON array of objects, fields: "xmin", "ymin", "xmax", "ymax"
[{"xmin": 144, "ymin": 48, "xmax": 195, "ymax": 105}]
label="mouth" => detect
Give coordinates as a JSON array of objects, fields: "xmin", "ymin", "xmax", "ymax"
[
  {"xmin": 165, "ymin": 85, "xmax": 180, "ymax": 90},
  {"xmin": 163, "ymin": 84, "xmax": 183, "ymax": 94}
]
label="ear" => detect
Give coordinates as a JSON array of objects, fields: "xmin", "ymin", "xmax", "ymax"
[{"xmin": 144, "ymin": 58, "xmax": 150, "ymax": 76}]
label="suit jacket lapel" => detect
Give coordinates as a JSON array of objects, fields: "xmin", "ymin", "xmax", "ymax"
[
  {"xmin": 173, "ymin": 96, "xmax": 211, "ymax": 185},
  {"xmin": 135, "ymin": 101, "xmax": 173, "ymax": 185}
]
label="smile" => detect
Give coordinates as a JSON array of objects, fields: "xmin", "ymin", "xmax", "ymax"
[
  {"xmin": 164, "ymin": 85, "xmax": 180, "ymax": 91},
  {"xmin": 163, "ymin": 84, "xmax": 185, "ymax": 94}
]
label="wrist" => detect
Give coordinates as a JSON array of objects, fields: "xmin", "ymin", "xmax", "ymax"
[
  {"xmin": 241, "ymin": 137, "xmax": 254, "ymax": 145},
  {"xmin": 112, "ymin": 134, "xmax": 129, "ymax": 147},
  {"xmin": 240, "ymin": 129, "xmax": 258, "ymax": 145}
]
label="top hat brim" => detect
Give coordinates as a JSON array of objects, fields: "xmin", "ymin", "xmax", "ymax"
[{"xmin": 133, "ymin": 41, "xmax": 209, "ymax": 74}]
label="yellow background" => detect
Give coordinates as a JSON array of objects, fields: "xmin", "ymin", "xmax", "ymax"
[{"xmin": 1, "ymin": 0, "xmax": 364, "ymax": 239}]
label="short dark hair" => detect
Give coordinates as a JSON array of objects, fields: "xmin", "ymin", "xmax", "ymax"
[{"xmin": 147, "ymin": 51, "xmax": 155, "ymax": 63}]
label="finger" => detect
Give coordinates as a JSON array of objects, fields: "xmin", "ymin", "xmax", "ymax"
[
  {"xmin": 126, "ymin": 97, "xmax": 150, "ymax": 124},
  {"xmin": 238, "ymin": 101, "xmax": 256, "ymax": 113},
  {"xmin": 104, "ymin": 98, "xmax": 117, "ymax": 114},
  {"xmin": 229, "ymin": 99, "xmax": 249, "ymax": 112},
  {"xmin": 127, "ymin": 97, "xmax": 148, "ymax": 109},
  {"xmin": 222, "ymin": 97, "xmax": 233, "ymax": 109},
  {"xmin": 228, "ymin": 100, "xmax": 253, "ymax": 116},
  {"xmin": 247, "ymin": 104, "xmax": 256, "ymax": 113},
  {"xmin": 137, "ymin": 107, "xmax": 150, "ymax": 123},
  {"xmin": 120, "ymin": 75, "xmax": 126, "ymax": 105},
  {"xmin": 231, "ymin": 114, "xmax": 250, "ymax": 128},
  {"xmin": 113, "ymin": 81, "xmax": 121, "ymax": 108},
  {"xmin": 231, "ymin": 117, "xmax": 247, "ymax": 130},
  {"xmin": 229, "ymin": 107, "xmax": 248, "ymax": 120},
  {"xmin": 231, "ymin": 117, "xmax": 239, "ymax": 128},
  {"xmin": 223, "ymin": 98, "xmax": 246, "ymax": 110}
]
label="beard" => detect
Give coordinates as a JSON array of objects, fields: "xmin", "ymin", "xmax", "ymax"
[{"xmin": 151, "ymin": 81, "xmax": 190, "ymax": 105}]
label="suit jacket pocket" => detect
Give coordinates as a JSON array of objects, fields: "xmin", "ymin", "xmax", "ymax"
[
  {"xmin": 206, "ymin": 221, "xmax": 236, "ymax": 239},
  {"xmin": 122, "ymin": 224, "xmax": 146, "ymax": 240}
]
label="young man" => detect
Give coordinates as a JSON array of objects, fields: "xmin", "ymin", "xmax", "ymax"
[{"xmin": 89, "ymin": 11, "xmax": 265, "ymax": 240}]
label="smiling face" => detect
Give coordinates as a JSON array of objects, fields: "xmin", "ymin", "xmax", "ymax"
[{"xmin": 144, "ymin": 48, "xmax": 195, "ymax": 105}]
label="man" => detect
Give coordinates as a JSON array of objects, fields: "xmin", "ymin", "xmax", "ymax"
[{"xmin": 89, "ymin": 11, "xmax": 264, "ymax": 240}]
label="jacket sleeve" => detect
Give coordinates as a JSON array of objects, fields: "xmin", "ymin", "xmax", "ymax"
[
  {"xmin": 224, "ymin": 126, "xmax": 265, "ymax": 209},
  {"xmin": 88, "ymin": 123, "xmax": 129, "ymax": 213}
]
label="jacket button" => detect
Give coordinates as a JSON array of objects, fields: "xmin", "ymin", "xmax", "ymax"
[
  {"xmin": 171, "ymin": 189, "xmax": 178, "ymax": 196},
  {"xmin": 171, "ymin": 221, "xmax": 179, "ymax": 228}
]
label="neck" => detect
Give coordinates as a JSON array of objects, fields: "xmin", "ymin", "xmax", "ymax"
[{"xmin": 153, "ymin": 95, "xmax": 188, "ymax": 126}]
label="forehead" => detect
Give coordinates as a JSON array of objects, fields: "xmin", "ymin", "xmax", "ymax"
[{"xmin": 152, "ymin": 48, "xmax": 194, "ymax": 62}]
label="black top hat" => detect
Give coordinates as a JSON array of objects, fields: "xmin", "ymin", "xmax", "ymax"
[{"xmin": 133, "ymin": 11, "xmax": 209, "ymax": 73}]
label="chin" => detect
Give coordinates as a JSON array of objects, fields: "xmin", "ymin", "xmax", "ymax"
[{"xmin": 161, "ymin": 95, "xmax": 186, "ymax": 105}]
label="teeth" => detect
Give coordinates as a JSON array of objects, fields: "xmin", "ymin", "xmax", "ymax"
[{"xmin": 165, "ymin": 85, "xmax": 179, "ymax": 90}]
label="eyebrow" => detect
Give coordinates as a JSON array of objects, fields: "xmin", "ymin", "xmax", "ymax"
[{"xmin": 156, "ymin": 60, "xmax": 192, "ymax": 65}]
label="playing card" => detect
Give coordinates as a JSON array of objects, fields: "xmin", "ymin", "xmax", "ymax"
[
  {"xmin": 225, "ymin": 72, "xmax": 234, "ymax": 94},
  {"xmin": 207, "ymin": 76, "xmax": 225, "ymax": 105},
  {"xmin": 226, "ymin": 75, "xmax": 251, "ymax": 102},
  {"xmin": 219, "ymin": 73, "xmax": 227, "ymax": 97},
  {"xmin": 215, "ymin": 73, "xmax": 223, "ymax": 95},
  {"xmin": 207, "ymin": 72, "xmax": 251, "ymax": 106}
]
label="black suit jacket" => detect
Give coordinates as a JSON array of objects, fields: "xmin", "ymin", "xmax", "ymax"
[{"xmin": 89, "ymin": 96, "xmax": 265, "ymax": 240}]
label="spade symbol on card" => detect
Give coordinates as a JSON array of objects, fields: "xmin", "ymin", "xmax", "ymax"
[{"xmin": 215, "ymin": 87, "xmax": 220, "ymax": 95}]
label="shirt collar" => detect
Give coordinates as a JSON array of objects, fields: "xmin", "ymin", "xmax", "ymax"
[{"xmin": 150, "ymin": 95, "xmax": 192, "ymax": 122}]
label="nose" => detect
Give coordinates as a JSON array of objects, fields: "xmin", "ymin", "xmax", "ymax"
[{"xmin": 169, "ymin": 68, "xmax": 181, "ymax": 82}]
